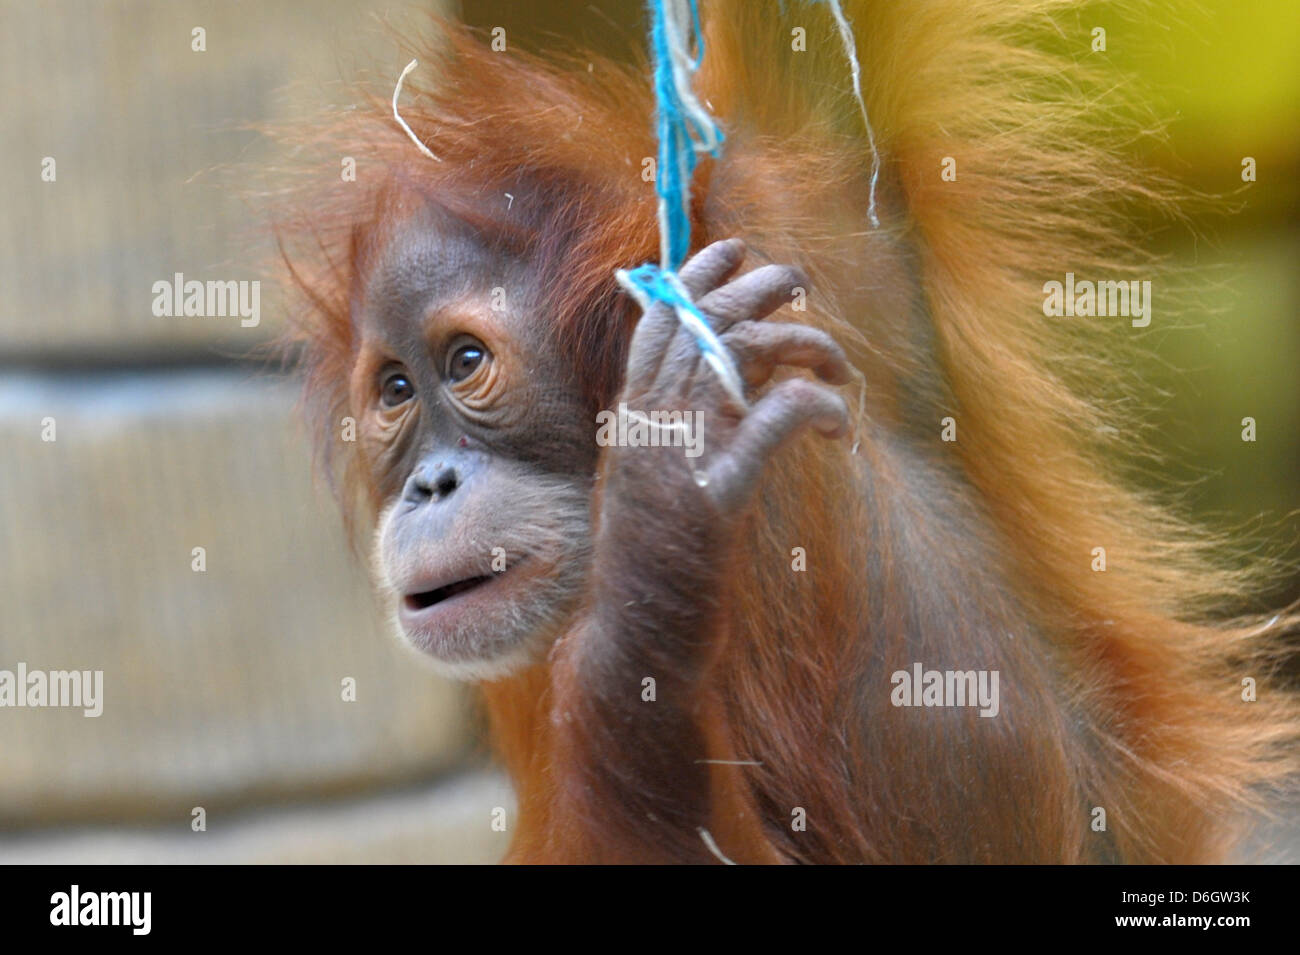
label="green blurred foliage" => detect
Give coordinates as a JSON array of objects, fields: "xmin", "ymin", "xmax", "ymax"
[{"xmin": 1131, "ymin": 0, "xmax": 1300, "ymax": 604}]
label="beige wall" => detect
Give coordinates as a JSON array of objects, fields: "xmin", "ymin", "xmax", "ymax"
[{"xmin": 0, "ymin": 0, "xmax": 510, "ymax": 863}]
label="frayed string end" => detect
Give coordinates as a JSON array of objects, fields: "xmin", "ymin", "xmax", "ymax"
[
  {"xmin": 392, "ymin": 59, "xmax": 442, "ymax": 163},
  {"xmin": 818, "ymin": 0, "xmax": 881, "ymax": 227}
]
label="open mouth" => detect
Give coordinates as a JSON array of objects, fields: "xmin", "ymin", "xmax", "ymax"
[{"xmin": 404, "ymin": 575, "xmax": 495, "ymax": 611}]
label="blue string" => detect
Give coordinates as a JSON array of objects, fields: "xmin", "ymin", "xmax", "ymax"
[
  {"xmin": 648, "ymin": 0, "xmax": 720, "ymax": 268},
  {"xmin": 619, "ymin": 263, "xmax": 742, "ymax": 394},
  {"xmin": 622, "ymin": 0, "xmax": 878, "ymax": 399},
  {"xmin": 621, "ymin": 0, "xmax": 744, "ymax": 399}
]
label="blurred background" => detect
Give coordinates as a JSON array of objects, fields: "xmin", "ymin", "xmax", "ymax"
[{"xmin": 0, "ymin": 0, "xmax": 1295, "ymax": 864}]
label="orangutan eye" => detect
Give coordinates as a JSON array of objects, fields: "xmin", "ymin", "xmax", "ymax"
[
  {"xmin": 380, "ymin": 371, "xmax": 415, "ymax": 407},
  {"xmin": 448, "ymin": 341, "xmax": 487, "ymax": 382}
]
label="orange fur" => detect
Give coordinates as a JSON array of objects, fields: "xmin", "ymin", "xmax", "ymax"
[{"xmin": 277, "ymin": 2, "xmax": 1298, "ymax": 862}]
